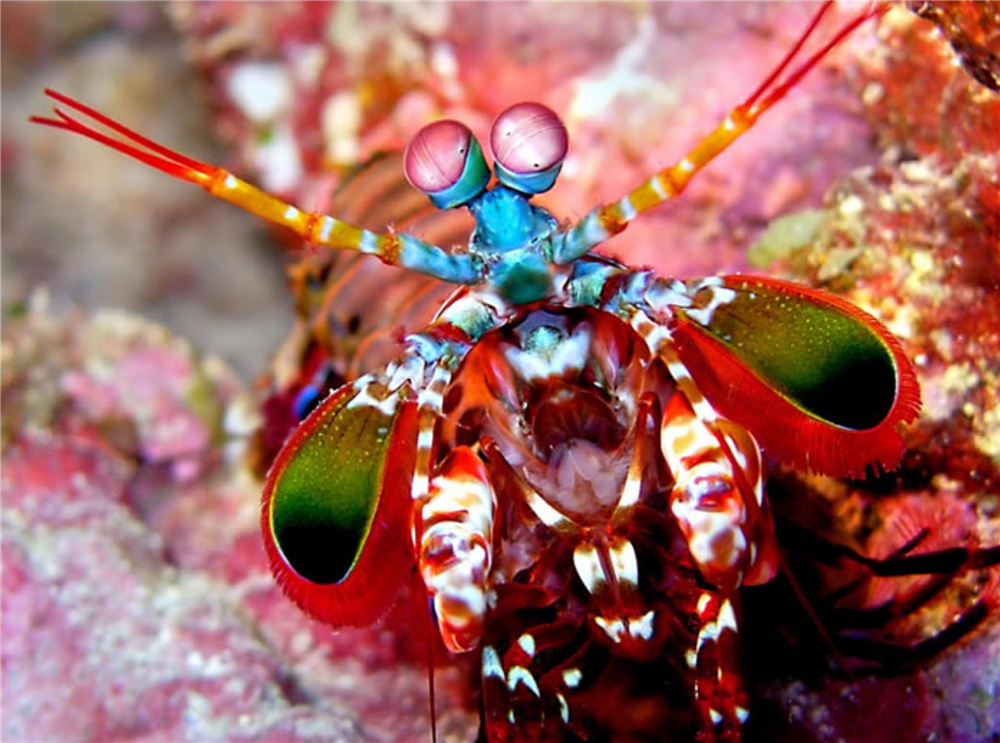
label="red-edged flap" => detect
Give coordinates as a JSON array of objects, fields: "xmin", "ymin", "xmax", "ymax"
[
  {"xmin": 262, "ymin": 377, "xmax": 418, "ymax": 628},
  {"xmin": 670, "ymin": 276, "xmax": 920, "ymax": 477}
]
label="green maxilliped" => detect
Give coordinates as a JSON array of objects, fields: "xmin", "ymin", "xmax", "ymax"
[
  {"xmin": 687, "ymin": 281, "xmax": 897, "ymax": 430},
  {"xmin": 270, "ymin": 387, "xmax": 399, "ymax": 584}
]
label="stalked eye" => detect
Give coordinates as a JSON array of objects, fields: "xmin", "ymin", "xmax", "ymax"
[
  {"xmin": 490, "ymin": 102, "xmax": 568, "ymax": 195},
  {"xmin": 404, "ymin": 119, "xmax": 489, "ymax": 209}
]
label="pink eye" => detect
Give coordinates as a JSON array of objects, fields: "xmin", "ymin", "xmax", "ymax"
[
  {"xmin": 490, "ymin": 102, "xmax": 568, "ymax": 194},
  {"xmin": 404, "ymin": 120, "xmax": 489, "ymax": 208}
]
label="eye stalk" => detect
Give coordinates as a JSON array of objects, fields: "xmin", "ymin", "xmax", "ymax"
[
  {"xmin": 490, "ymin": 102, "xmax": 568, "ymax": 195},
  {"xmin": 404, "ymin": 119, "xmax": 490, "ymax": 209}
]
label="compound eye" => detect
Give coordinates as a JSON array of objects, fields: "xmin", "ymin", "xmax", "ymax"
[
  {"xmin": 404, "ymin": 120, "xmax": 489, "ymax": 209},
  {"xmin": 490, "ymin": 102, "xmax": 568, "ymax": 194}
]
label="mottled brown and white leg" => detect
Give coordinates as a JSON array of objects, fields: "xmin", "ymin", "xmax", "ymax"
[
  {"xmin": 480, "ymin": 618, "xmax": 593, "ymax": 741},
  {"xmin": 626, "ymin": 310, "xmax": 780, "ymax": 738},
  {"xmin": 630, "ymin": 311, "xmax": 779, "ymax": 592},
  {"xmin": 415, "ymin": 445, "xmax": 497, "ymax": 653},
  {"xmin": 688, "ymin": 590, "xmax": 749, "ymax": 739}
]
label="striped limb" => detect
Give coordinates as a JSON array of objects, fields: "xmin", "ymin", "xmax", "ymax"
[
  {"xmin": 659, "ymin": 390, "xmax": 758, "ymax": 738},
  {"xmin": 626, "ymin": 310, "xmax": 779, "ymax": 737},
  {"xmin": 481, "ymin": 625, "xmax": 598, "ymax": 742},
  {"xmin": 474, "ymin": 398, "xmax": 666, "ymax": 739},
  {"xmin": 416, "ymin": 446, "xmax": 497, "ymax": 653},
  {"xmin": 407, "ymin": 286, "xmax": 509, "ymax": 511},
  {"xmin": 407, "ymin": 291, "xmax": 513, "ymax": 651},
  {"xmin": 31, "ymin": 90, "xmax": 483, "ymax": 284},
  {"xmin": 631, "ymin": 309, "xmax": 779, "ymax": 592},
  {"xmin": 550, "ymin": 0, "xmax": 889, "ymax": 264},
  {"xmin": 420, "ymin": 439, "xmax": 598, "ymax": 737},
  {"xmin": 686, "ymin": 591, "xmax": 749, "ymax": 739}
]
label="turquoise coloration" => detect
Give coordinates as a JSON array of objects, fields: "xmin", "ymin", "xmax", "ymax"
[
  {"xmin": 441, "ymin": 180, "xmax": 560, "ymax": 303},
  {"xmin": 494, "ymin": 159, "xmax": 563, "ymax": 195},
  {"xmin": 523, "ymin": 325, "xmax": 563, "ymax": 354},
  {"xmin": 567, "ymin": 259, "xmax": 624, "ymax": 308},
  {"xmin": 397, "ymin": 234, "xmax": 482, "ymax": 285},
  {"xmin": 488, "ymin": 248, "xmax": 552, "ymax": 304},
  {"xmin": 401, "ymin": 110, "xmax": 569, "ymax": 300},
  {"xmin": 400, "ymin": 108, "xmax": 572, "ymax": 304},
  {"xmin": 387, "ymin": 179, "xmax": 562, "ymax": 290},
  {"xmin": 426, "ymin": 136, "xmax": 490, "ymax": 209},
  {"xmin": 469, "ymin": 186, "xmax": 556, "ymax": 252}
]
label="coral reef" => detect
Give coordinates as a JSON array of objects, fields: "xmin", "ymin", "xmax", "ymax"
[
  {"xmin": 3, "ymin": 2, "xmax": 997, "ymax": 742},
  {"xmin": 744, "ymin": 6, "xmax": 1000, "ymax": 742},
  {"xmin": 1, "ymin": 302, "xmax": 476, "ymax": 742}
]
